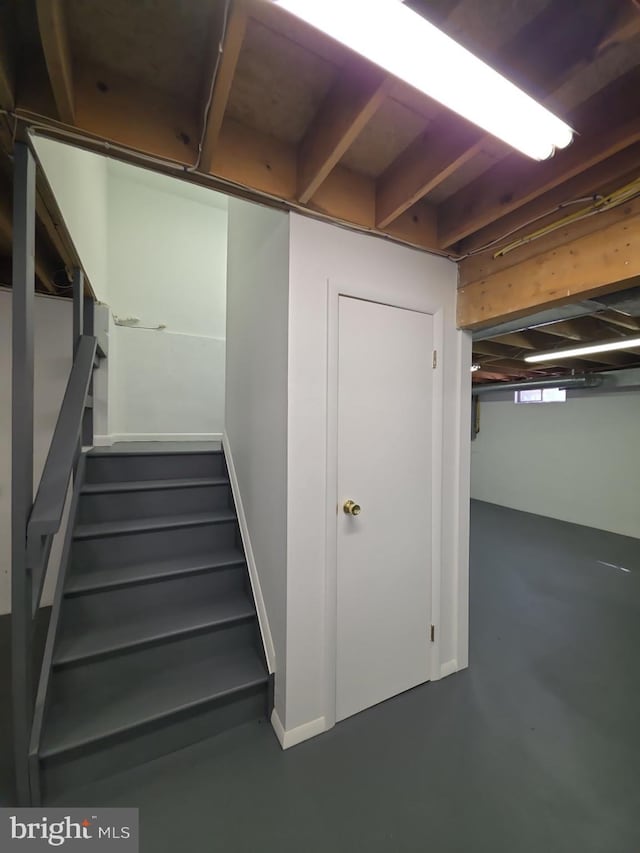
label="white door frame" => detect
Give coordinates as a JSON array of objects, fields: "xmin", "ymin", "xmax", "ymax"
[{"xmin": 324, "ymin": 279, "xmax": 445, "ymax": 730}]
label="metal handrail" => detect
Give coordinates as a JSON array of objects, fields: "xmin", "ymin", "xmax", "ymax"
[{"xmin": 28, "ymin": 335, "xmax": 97, "ymax": 538}]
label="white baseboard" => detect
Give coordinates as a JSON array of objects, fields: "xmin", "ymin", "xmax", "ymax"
[
  {"xmin": 222, "ymin": 433, "xmax": 276, "ymax": 674},
  {"xmin": 270, "ymin": 709, "xmax": 327, "ymax": 749},
  {"xmin": 439, "ymin": 659, "xmax": 459, "ymax": 679},
  {"xmin": 93, "ymin": 435, "xmax": 115, "ymax": 447},
  {"xmin": 94, "ymin": 433, "xmax": 222, "ymax": 444}
]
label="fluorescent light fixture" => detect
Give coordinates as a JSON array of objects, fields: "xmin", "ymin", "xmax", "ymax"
[
  {"xmin": 471, "ymin": 363, "xmax": 481, "ymax": 372},
  {"xmin": 525, "ymin": 336, "xmax": 640, "ymax": 363},
  {"xmin": 272, "ymin": 0, "xmax": 574, "ymax": 160}
]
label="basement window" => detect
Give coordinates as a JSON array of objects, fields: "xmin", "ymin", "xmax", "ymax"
[{"xmin": 514, "ymin": 387, "xmax": 567, "ymax": 404}]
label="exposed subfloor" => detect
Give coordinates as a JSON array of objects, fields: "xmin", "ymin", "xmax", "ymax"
[{"xmin": 2, "ymin": 501, "xmax": 640, "ymax": 851}]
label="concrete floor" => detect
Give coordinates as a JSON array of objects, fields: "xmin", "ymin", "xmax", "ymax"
[{"xmin": 2, "ymin": 501, "xmax": 640, "ymax": 851}]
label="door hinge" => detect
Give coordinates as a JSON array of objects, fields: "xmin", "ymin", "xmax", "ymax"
[
  {"xmin": 430, "ymin": 624, "xmax": 435, "ymax": 642},
  {"xmin": 432, "ymin": 350, "xmax": 437, "ymax": 369}
]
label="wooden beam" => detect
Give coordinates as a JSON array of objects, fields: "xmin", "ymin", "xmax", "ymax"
[
  {"xmin": 17, "ymin": 63, "xmax": 440, "ymax": 254},
  {"xmin": 596, "ymin": 0, "xmax": 640, "ymax": 54},
  {"xmin": 0, "ymin": 4, "xmax": 15, "ymax": 111},
  {"xmin": 298, "ymin": 59, "xmax": 391, "ymax": 204},
  {"xmin": 199, "ymin": 0, "xmax": 248, "ymax": 173},
  {"xmin": 458, "ymin": 151, "xmax": 640, "ymax": 284},
  {"xmin": 596, "ymin": 309, "xmax": 640, "ymax": 332},
  {"xmin": 36, "ymin": 0, "xmax": 75, "ymax": 124},
  {"xmin": 375, "ymin": 117, "xmax": 480, "ymax": 228},
  {"xmin": 375, "ymin": 0, "xmax": 622, "ymax": 228},
  {"xmin": 441, "ymin": 111, "xmax": 640, "ymax": 249},
  {"xmin": 457, "ymin": 211, "xmax": 640, "ymax": 329}
]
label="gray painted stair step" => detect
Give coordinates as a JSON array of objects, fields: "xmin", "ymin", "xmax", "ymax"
[
  {"xmin": 42, "ymin": 641, "xmax": 268, "ymax": 758},
  {"xmin": 74, "ymin": 510, "xmax": 236, "ymax": 540},
  {"xmin": 65, "ymin": 548, "xmax": 246, "ymax": 595},
  {"xmin": 81, "ymin": 477, "xmax": 229, "ymax": 494},
  {"xmin": 78, "ymin": 482, "xmax": 231, "ymax": 524},
  {"xmin": 85, "ymin": 451, "xmax": 225, "ymax": 484},
  {"xmin": 54, "ymin": 588, "xmax": 255, "ymax": 667}
]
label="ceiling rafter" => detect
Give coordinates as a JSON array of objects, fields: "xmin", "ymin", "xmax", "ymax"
[
  {"xmin": 36, "ymin": 0, "xmax": 75, "ymax": 125},
  {"xmin": 199, "ymin": 0, "xmax": 248, "ymax": 174},
  {"xmin": 298, "ymin": 59, "xmax": 392, "ymax": 204}
]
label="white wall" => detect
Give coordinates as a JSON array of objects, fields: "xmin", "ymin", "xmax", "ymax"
[
  {"xmin": 471, "ymin": 387, "xmax": 640, "ymax": 538},
  {"xmin": 32, "ymin": 136, "xmax": 109, "ymax": 302},
  {"xmin": 104, "ymin": 163, "xmax": 228, "ymax": 441},
  {"xmin": 0, "ymin": 291, "xmax": 73, "ymax": 615},
  {"xmin": 225, "ymin": 199, "xmax": 290, "ymax": 708},
  {"xmin": 283, "ymin": 214, "xmax": 470, "ymax": 740},
  {"xmin": 33, "ymin": 139, "xmax": 229, "ymax": 443}
]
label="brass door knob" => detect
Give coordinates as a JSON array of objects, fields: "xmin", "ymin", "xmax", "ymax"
[{"xmin": 343, "ymin": 500, "xmax": 361, "ymax": 516}]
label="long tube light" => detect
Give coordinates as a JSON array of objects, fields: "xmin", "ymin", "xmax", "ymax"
[
  {"xmin": 525, "ymin": 337, "xmax": 640, "ymax": 363},
  {"xmin": 271, "ymin": 0, "xmax": 574, "ymax": 160}
]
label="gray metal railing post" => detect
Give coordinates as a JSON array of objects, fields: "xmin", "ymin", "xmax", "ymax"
[
  {"xmin": 11, "ymin": 141, "xmax": 36, "ymax": 806},
  {"xmin": 72, "ymin": 268, "xmax": 84, "ymax": 354},
  {"xmin": 82, "ymin": 295, "xmax": 94, "ymax": 447}
]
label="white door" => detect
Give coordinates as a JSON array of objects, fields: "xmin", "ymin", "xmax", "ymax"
[{"xmin": 336, "ymin": 295, "xmax": 433, "ymax": 721}]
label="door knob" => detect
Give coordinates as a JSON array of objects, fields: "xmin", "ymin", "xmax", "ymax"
[{"xmin": 343, "ymin": 500, "xmax": 361, "ymax": 516}]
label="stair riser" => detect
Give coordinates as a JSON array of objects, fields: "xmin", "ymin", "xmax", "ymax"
[
  {"xmin": 51, "ymin": 622, "xmax": 262, "ymax": 692},
  {"xmin": 78, "ymin": 484, "xmax": 232, "ymax": 524},
  {"xmin": 56, "ymin": 569, "xmax": 252, "ymax": 664},
  {"xmin": 70, "ymin": 521, "xmax": 239, "ymax": 573},
  {"xmin": 86, "ymin": 453, "xmax": 225, "ymax": 484},
  {"xmin": 42, "ymin": 686, "xmax": 268, "ymax": 800}
]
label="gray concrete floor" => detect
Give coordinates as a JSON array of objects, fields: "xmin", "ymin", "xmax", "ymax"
[{"xmin": 3, "ymin": 501, "xmax": 640, "ymax": 851}]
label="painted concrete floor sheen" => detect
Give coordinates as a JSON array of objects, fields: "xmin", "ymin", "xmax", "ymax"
[{"xmin": 5, "ymin": 501, "xmax": 640, "ymax": 852}]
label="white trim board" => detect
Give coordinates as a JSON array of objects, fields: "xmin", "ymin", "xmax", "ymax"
[
  {"xmin": 93, "ymin": 433, "xmax": 222, "ymax": 445},
  {"xmin": 223, "ymin": 432, "xmax": 276, "ymax": 673},
  {"xmin": 270, "ymin": 709, "xmax": 327, "ymax": 749}
]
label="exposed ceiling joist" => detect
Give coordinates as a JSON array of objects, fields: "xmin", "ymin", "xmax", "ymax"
[
  {"xmin": 440, "ymin": 109, "xmax": 640, "ymax": 249},
  {"xmin": 597, "ymin": 309, "xmax": 640, "ymax": 331},
  {"xmin": 457, "ymin": 208, "xmax": 640, "ymax": 328},
  {"xmin": 0, "ymin": 8, "xmax": 15, "ymax": 111},
  {"xmin": 298, "ymin": 59, "xmax": 391, "ymax": 204},
  {"xmin": 375, "ymin": 117, "xmax": 479, "ymax": 229},
  {"xmin": 36, "ymin": 0, "xmax": 75, "ymax": 125},
  {"xmin": 379, "ymin": 0, "xmax": 623, "ymax": 229},
  {"xmin": 596, "ymin": 0, "xmax": 640, "ymax": 54},
  {"xmin": 199, "ymin": 0, "xmax": 248, "ymax": 174}
]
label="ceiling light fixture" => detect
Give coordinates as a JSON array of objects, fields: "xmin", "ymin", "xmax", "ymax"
[
  {"xmin": 271, "ymin": 0, "xmax": 574, "ymax": 160},
  {"xmin": 525, "ymin": 336, "xmax": 640, "ymax": 363}
]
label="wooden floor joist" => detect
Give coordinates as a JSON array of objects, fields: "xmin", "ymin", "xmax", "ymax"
[{"xmin": 457, "ymin": 210, "xmax": 640, "ymax": 329}]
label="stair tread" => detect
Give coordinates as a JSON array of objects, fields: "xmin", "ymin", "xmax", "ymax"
[
  {"xmin": 81, "ymin": 477, "xmax": 229, "ymax": 494},
  {"xmin": 88, "ymin": 443, "xmax": 222, "ymax": 457},
  {"xmin": 54, "ymin": 589, "xmax": 256, "ymax": 666},
  {"xmin": 42, "ymin": 645, "xmax": 267, "ymax": 758},
  {"xmin": 66, "ymin": 549, "xmax": 246, "ymax": 594},
  {"xmin": 74, "ymin": 510, "xmax": 236, "ymax": 539}
]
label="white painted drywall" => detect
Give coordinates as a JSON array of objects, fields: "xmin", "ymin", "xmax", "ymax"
[
  {"xmin": 103, "ymin": 161, "xmax": 228, "ymax": 441},
  {"xmin": 471, "ymin": 388, "xmax": 640, "ymax": 538},
  {"xmin": 0, "ymin": 290, "xmax": 73, "ymax": 615},
  {"xmin": 33, "ymin": 139, "xmax": 229, "ymax": 442},
  {"xmin": 225, "ymin": 199, "xmax": 290, "ymax": 712},
  {"xmin": 32, "ymin": 136, "xmax": 109, "ymax": 302},
  {"xmin": 284, "ymin": 213, "xmax": 471, "ymax": 737}
]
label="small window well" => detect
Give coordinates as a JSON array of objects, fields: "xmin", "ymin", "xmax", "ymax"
[{"xmin": 514, "ymin": 387, "xmax": 566, "ymax": 404}]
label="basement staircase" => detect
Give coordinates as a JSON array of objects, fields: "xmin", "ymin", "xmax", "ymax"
[{"xmin": 31, "ymin": 444, "xmax": 270, "ymax": 802}]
